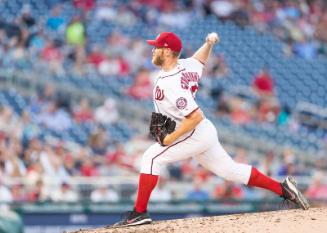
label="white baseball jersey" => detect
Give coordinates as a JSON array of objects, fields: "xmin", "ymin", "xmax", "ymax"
[
  {"xmin": 140, "ymin": 57, "xmax": 252, "ymax": 186},
  {"xmin": 153, "ymin": 57, "xmax": 203, "ymax": 127}
]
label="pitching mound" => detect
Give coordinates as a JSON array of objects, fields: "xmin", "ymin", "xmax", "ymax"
[{"xmin": 71, "ymin": 207, "xmax": 327, "ymax": 233}]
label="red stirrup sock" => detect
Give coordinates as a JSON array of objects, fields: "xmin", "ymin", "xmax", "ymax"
[
  {"xmin": 247, "ymin": 167, "xmax": 283, "ymax": 196},
  {"xmin": 134, "ymin": 173, "xmax": 159, "ymax": 213}
]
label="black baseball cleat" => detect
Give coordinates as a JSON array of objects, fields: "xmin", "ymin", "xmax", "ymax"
[
  {"xmin": 112, "ymin": 210, "xmax": 152, "ymax": 227},
  {"xmin": 281, "ymin": 176, "xmax": 310, "ymax": 210}
]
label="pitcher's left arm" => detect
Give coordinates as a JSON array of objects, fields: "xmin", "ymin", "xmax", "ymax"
[{"xmin": 163, "ymin": 108, "xmax": 204, "ymax": 146}]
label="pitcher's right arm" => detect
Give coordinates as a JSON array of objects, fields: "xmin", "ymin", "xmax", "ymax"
[{"xmin": 192, "ymin": 32, "xmax": 220, "ymax": 65}]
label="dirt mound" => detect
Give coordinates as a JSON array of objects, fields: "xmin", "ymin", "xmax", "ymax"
[{"xmin": 71, "ymin": 208, "xmax": 327, "ymax": 233}]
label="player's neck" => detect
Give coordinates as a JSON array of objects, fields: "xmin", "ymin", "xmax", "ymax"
[{"xmin": 161, "ymin": 59, "xmax": 178, "ymax": 72}]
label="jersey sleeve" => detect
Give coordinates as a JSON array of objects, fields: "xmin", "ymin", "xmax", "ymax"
[
  {"xmin": 165, "ymin": 81, "xmax": 199, "ymax": 117},
  {"xmin": 178, "ymin": 57, "xmax": 204, "ymax": 76}
]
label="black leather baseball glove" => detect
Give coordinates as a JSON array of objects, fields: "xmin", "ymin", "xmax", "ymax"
[{"xmin": 149, "ymin": 112, "xmax": 176, "ymax": 146}]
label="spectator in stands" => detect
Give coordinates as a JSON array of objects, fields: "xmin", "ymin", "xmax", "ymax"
[
  {"xmin": 243, "ymin": 186, "xmax": 265, "ymax": 200},
  {"xmin": 306, "ymin": 171, "xmax": 327, "ymax": 199},
  {"xmin": 2, "ymin": 19, "xmax": 21, "ymax": 49},
  {"xmin": 36, "ymin": 100, "xmax": 72, "ymax": 131},
  {"xmin": 95, "ymin": 1, "xmax": 117, "ymax": 21},
  {"xmin": 258, "ymin": 151, "xmax": 276, "ymax": 177},
  {"xmin": 19, "ymin": 111, "xmax": 41, "ymax": 144},
  {"xmin": 292, "ymin": 36, "xmax": 318, "ymax": 59},
  {"xmin": 23, "ymin": 137, "xmax": 43, "ymax": 167},
  {"xmin": 19, "ymin": 5, "xmax": 36, "ymax": 28},
  {"xmin": 315, "ymin": 11, "xmax": 327, "ymax": 48},
  {"xmin": 91, "ymin": 185, "xmax": 119, "ymax": 202},
  {"xmin": 157, "ymin": 3, "xmax": 191, "ymax": 29},
  {"xmin": 104, "ymin": 143, "xmax": 134, "ymax": 171},
  {"xmin": 73, "ymin": 0, "xmax": 95, "ymax": 12},
  {"xmin": 125, "ymin": 39, "xmax": 149, "ymax": 72},
  {"xmin": 73, "ymin": 98, "xmax": 94, "ymax": 123},
  {"xmin": 41, "ymin": 40, "xmax": 64, "ymax": 75},
  {"xmin": 66, "ymin": 16, "xmax": 86, "ymax": 46},
  {"xmin": 80, "ymin": 157, "xmax": 99, "ymax": 176},
  {"xmin": 66, "ymin": 16, "xmax": 87, "ymax": 73},
  {"xmin": 208, "ymin": 54, "xmax": 229, "ymax": 78},
  {"xmin": 283, "ymin": 38, "xmax": 294, "ymax": 57},
  {"xmin": 50, "ymin": 182, "xmax": 79, "ymax": 202},
  {"xmin": 276, "ymin": 105, "xmax": 291, "ymax": 126},
  {"xmin": 314, "ymin": 154, "xmax": 327, "ymax": 171},
  {"xmin": 12, "ymin": 28, "xmax": 29, "ymax": 60},
  {"xmin": 62, "ymin": 154, "xmax": 77, "ymax": 176},
  {"xmin": 214, "ymin": 90, "xmax": 231, "ymax": 116},
  {"xmin": 256, "ymin": 98, "xmax": 280, "ymax": 123},
  {"xmin": 11, "ymin": 184, "xmax": 27, "ymax": 202},
  {"xmin": 3, "ymin": 148, "xmax": 26, "ymax": 177},
  {"xmin": 40, "ymin": 144, "xmax": 69, "ymax": 182},
  {"xmin": 126, "ymin": 67, "xmax": 153, "ymax": 100},
  {"xmin": 38, "ymin": 84, "xmax": 58, "ymax": 105},
  {"xmin": 97, "ymin": 54, "xmax": 130, "ymax": 76},
  {"xmin": 186, "ymin": 177, "xmax": 210, "ymax": 202},
  {"xmin": 277, "ymin": 148, "xmax": 304, "ymax": 176},
  {"xmin": 46, "ymin": 5, "xmax": 66, "ymax": 31},
  {"xmin": 116, "ymin": 55, "xmax": 130, "ymax": 76},
  {"xmin": 26, "ymin": 179, "xmax": 49, "ymax": 202},
  {"xmin": 104, "ymin": 32, "xmax": 130, "ymax": 58},
  {"xmin": 213, "ymin": 180, "xmax": 244, "ymax": 199},
  {"xmin": 97, "ymin": 56, "xmax": 119, "ymax": 76},
  {"xmin": 87, "ymin": 45, "xmax": 107, "ymax": 69},
  {"xmin": 177, "ymin": 159, "xmax": 195, "ymax": 181},
  {"xmin": 0, "ymin": 159, "xmax": 4, "ymax": 177},
  {"xmin": 229, "ymin": 0, "xmax": 250, "ymax": 27},
  {"xmin": 94, "ymin": 98, "xmax": 119, "ymax": 126},
  {"xmin": 252, "ymin": 67, "xmax": 275, "ymax": 97},
  {"xmin": 88, "ymin": 128, "xmax": 109, "ymax": 156},
  {"xmin": 210, "ymin": 0, "xmax": 235, "ymax": 20},
  {"xmin": 229, "ymin": 96, "xmax": 253, "ymax": 125},
  {"xmin": 123, "ymin": 136, "xmax": 153, "ymax": 172},
  {"xmin": 150, "ymin": 179, "xmax": 172, "ymax": 202},
  {"xmin": 29, "ymin": 31, "xmax": 47, "ymax": 53},
  {"xmin": 202, "ymin": 54, "xmax": 229, "ymax": 93},
  {"xmin": 234, "ymin": 148, "xmax": 248, "ymax": 164},
  {"xmin": 116, "ymin": 5, "xmax": 137, "ymax": 27},
  {"xmin": 26, "ymin": 162, "xmax": 43, "ymax": 187},
  {"xmin": 0, "ymin": 106, "xmax": 20, "ymax": 138},
  {"xmin": 194, "ymin": 166, "xmax": 212, "ymax": 183},
  {"xmin": 0, "ymin": 181, "xmax": 13, "ymax": 203}
]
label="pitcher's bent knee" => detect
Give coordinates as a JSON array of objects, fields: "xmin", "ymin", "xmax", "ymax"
[
  {"xmin": 140, "ymin": 150, "xmax": 163, "ymax": 175},
  {"xmin": 216, "ymin": 161, "xmax": 252, "ymax": 184}
]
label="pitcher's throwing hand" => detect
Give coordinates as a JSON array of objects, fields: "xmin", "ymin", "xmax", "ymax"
[{"xmin": 206, "ymin": 32, "xmax": 220, "ymax": 45}]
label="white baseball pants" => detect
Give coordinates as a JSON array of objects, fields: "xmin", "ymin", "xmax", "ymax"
[{"xmin": 140, "ymin": 119, "xmax": 252, "ymax": 184}]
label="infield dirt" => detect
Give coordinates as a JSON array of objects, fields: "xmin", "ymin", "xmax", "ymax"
[{"xmin": 71, "ymin": 207, "xmax": 327, "ymax": 233}]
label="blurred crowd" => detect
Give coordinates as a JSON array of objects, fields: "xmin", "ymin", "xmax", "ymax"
[
  {"xmin": 0, "ymin": 84, "xmax": 325, "ymax": 203},
  {"xmin": 0, "ymin": 0, "xmax": 326, "ymax": 204},
  {"xmin": 207, "ymin": 0, "xmax": 327, "ymax": 59},
  {"xmin": 1, "ymin": 0, "xmax": 327, "ymax": 76},
  {"xmin": 0, "ymin": 84, "xmax": 143, "ymax": 202},
  {"xmin": 0, "ymin": 0, "xmax": 325, "ymax": 128},
  {"xmin": 211, "ymin": 67, "xmax": 295, "ymax": 130},
  {"xmin": 0, "ymin": 127, "xmax": 326, "ymax": 203}
]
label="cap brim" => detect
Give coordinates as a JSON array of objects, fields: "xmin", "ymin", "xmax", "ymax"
[{"xmin": 146, "ymin": 40, "xmax": 156, "ymax": 46}]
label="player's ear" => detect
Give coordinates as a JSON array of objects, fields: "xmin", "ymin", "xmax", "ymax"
[
  {"xmin": 166, "ymin": 48, "xmax": 175, "ymax": 58},
  {"xmin": 172, "ymin": 51, "xmax": 180, "ymax": 58},
  {"xmin": 162, "ymin": 48, "xmax": 168, "ymax": 56}
]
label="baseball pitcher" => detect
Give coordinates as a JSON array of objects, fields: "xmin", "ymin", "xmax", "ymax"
[{"xmin": 113, "ymin": 32, "xmax": 309, "ymax": 227}]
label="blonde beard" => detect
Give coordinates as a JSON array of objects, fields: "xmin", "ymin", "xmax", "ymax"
[{"xmin": 152, "ymin": 53, "xmax": 164, "ymax": 66}]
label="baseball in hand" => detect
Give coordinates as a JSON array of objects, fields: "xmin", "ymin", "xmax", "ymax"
[{"xmin": 206, "ymin": 32, "xmax": 219, "ymax": 45}]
